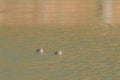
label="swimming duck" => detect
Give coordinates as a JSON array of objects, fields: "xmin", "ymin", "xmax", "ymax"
[
  {"xmin": 36, "ymin": 49, "xmax": 44, "ymax": 55},
  {"xmin": 55, "ymin": 51, "xmax": 63, "ymax": 56}
]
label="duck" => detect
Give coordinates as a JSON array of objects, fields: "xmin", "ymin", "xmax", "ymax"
[
  {"xmin": 55, "ymin": 50, "xmax": 63, "ymax": 56},
  {"xmin": 36, "ymin": 49, "xmax": 44, "ymax": 55}
]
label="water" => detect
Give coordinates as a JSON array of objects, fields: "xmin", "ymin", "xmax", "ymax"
[{"xmin": 0, "ymin": 25, "xmax": 119, "ymax": 80}]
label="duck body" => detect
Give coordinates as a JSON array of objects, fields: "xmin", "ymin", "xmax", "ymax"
[
  {"xmin": 36, "ymin": 49, "xmax": 44, "ymax": 55},
  {"xmin": 55, "ymin": 51, "xmax": 63, "ymax": 55}
]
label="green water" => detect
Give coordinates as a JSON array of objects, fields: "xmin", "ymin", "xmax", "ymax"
[{"xmin": 0, "ymin": 25, "xmax": 119, "ymax": 80}]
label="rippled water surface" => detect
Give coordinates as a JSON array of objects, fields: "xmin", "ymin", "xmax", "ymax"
[{"xmin": 0, "ymin": 25, "xmax": 120, "ymax": 80}]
